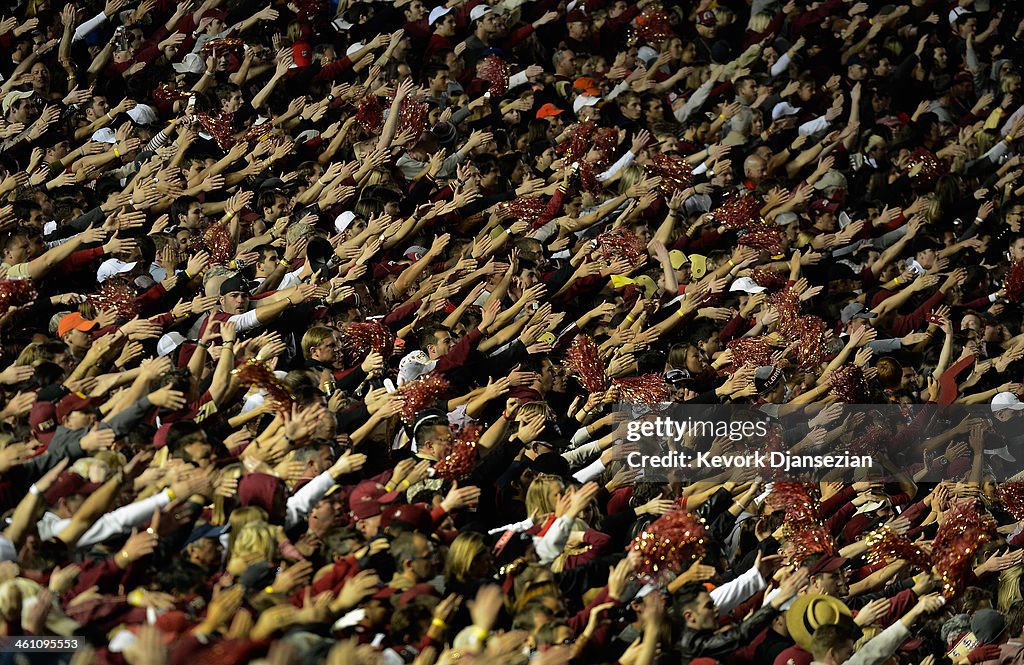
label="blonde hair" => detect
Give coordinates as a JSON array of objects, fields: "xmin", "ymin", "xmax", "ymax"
[
  {"xmin": 301, "ymin": 327, "xmax": 336, "ymax": 361},
  {"xmin": 70, "ymin": 457, "xmax": 110, "ymax": 483},
  {"xmin": 443, "ymin": 531, "xmax": 487, "ymax": 585},
  {"xmin": 747, "ymin": 13, "xmax": 771, "ymax": 32},
  {"xmin": 999, "ymin": 565, "xmax": 1024, "ymax": 611},
  {"xmin": 0, "ymin": 578, "xmax": 81, "ymax": 636},
  {"xmin": 226, "ymin": 505, "xmax": 268, "ymax": 554},
  {"xmin": 525, "ymin": 474, "xmax": 563, "ymax": 522},
  {"xmin": 227, "ymin": 519, "xmax": 278, "ymax": 576}
]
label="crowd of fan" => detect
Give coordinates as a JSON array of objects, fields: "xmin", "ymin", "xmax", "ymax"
[{"xmin": 2, "ymin": 0, "xmax": 1024, "ymax": 663}]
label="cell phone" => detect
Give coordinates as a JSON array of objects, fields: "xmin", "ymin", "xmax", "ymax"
[
  {"xmin": 927, "ymin": 313, "xmax": 943, "ymax": 325},
  {"xmin": 383, "ymin": 378, "xmax": 396, "ymax": 393}
]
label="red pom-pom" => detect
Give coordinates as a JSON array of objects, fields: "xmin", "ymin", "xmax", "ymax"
[
  {"xmin": 195, "ymin": 113, "xmax": 237, "ymax": 151},
  {"xmin": 906, "ymin": 147, "xmax": 947, "ymax": 187},
  {"xmin": 770, "ymin": 482, "xmax": 819, "ymax": 536},
  {"xmin": 396, "ymin": 97, "xmax": 428, "ymax": 139},
  {"xmin": 356, "ymin": 95, "xmax": 384, "ymax": 134},
  {"xmin": 738, "ymin": 228, "xmax": 784, "ymax": 253},
  {"xmin": 339, "ymin": 321, "xmax": 395, "ymax": 363},
  {"xmin": 932, "ymin": 501, "xmax": 996, "ymax": 598},
  {"xmin": 478, "ymin": 54, "xmax": 511, "ymax": 95},
  {"xmin": 597, "ymin": 227, "xmax": 647, "ymax": 266},
  {"xmin": 397, "ymin": 373, "xmax": 452, "ymax": 424},
  {"xmin": 611, "ymin": 374, "xmax": 671, "ymax": 405},
  {"xmin": 789, "ymin": 526, "xmax": 836, "ymax": 566},
  {"xmin": 0, "ymin": 279, "xmax": 38, "ymax": 312},
  {"xmin": 434, "ymin": 423, "xmax": 481, "ymax": 481},
  {"xmin": 200, "ymin": 37, "xmax": 244, "ymax": 58},
  {"xmin": 850, "ymin": 425, "xmax": 889, "ymax": 457},
  {"xmin": 233, "ymin": 359, "xmax": 294, "ymax": 413},
  {"xmin": 710, "ymin": 195, "xmax": 761, "ymax": 231},
  {"xmin": 629, "ymin": 510, "xmax": 706, "ymax": 583},
  {"xmin": 565, "ymin": 335, "xmax": 610, "ymax": 394},
  {"xmin": 633, "ymin": 4, "xmax": 674, "ymax": 44},
  {"xmin": 498, "ymin": 197, "xmax": 547, "ymax": 225},
  {"xmin": 723, "ymin": 336, "xmax": 776, "ymax": 374},
  {"xmin": 202, "ymin": 222, "xmax": 235, "ymax": 266},
  {"xmin": 791, "ymin": 316, "xmax": 831, "ymax": 371},
  {"xmin": 647, "ymin": 153, "xmax": 693, "ymax": 195},
  {"xmin": 829, "ymin": 365, "xmax": 868, "ymax": 403},
  {"xmin": 89, "ymin": 278, "xmax": 138, "ymax": 319},
  {"xmin": 751, "ymin": 266, "xmax": 787, "ymax": 290},
  {"xmin": 1005, "ymin": 259, "xmax": 1024, "ymax": 302},
  {"xmin": 865, "ymin": 527, "xmax": 932, "ymax": 572},
  {"xmin": 998, "ymin": 482, "xmax": 1024, "ymax": 521}
]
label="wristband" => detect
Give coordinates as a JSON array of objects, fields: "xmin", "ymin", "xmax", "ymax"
[
  {"xmin": 128, "ymin": 589, "xmax": 145, "ymax": 606},
  {"xmin": 728, "ymin": 259, "xmax": 735, "ymax": 267},
  {"xmin": 166, "ymin": 488, "xmax": 176, "ymax": 501},
  {"xmin": 894, "ymin": 276, "xmax": 901, "ymax": 285},
  {"xmin": 264, "ymin": 585, "xmax": 276, "ymax": 595},
  {"xmin": 431, "ymin": 618, "xmax": 448, "ymax": 630},
  {"xmin": 196, "ymin": 340, "xmax": 209, "ymax": 349},
  {"xmin": 384, "ymin": 484, "xmax": 394, "ymax": 492},
  {"xmin": 114, "ymin": 147, "xmax": 121, "ymax": 158},
  {"xmin": 625, "ymin": 314, "xmax": 635, "ymax": 324},
  {"xmin": 677, "ymin": 307, "xmax": 689, "ymax": 317},
  {"xmin": 400, "ymin": 479, "xmax": 411, "ymax": 489},
  {"xmin": 28, "ymin": 484, "xmax": 41, "ymax": 497},
  {"xmin": 225, "ymin": 211, "xmax": 235, "ymax": 221},
  {"xmin": 471, "ymin": 627, "xmax": 490, "ymax": 643}
]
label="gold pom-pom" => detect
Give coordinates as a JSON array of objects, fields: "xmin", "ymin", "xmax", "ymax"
[
  {"xmin": 397, "ymin": 373, "xmax": 452, "ymax": 424},
  {"xmin": 89, "ymin": 278, "xmax": 138, "ymax": 319},
  {"xmin": 232, "ymin": 358, "xmax": 295, "ymax": 413}
]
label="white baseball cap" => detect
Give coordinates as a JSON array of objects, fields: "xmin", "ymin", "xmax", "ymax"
[
  {"xmin": 335, "ymin": 211, "xmax": 357, "ymax": 232},
  {"xmin": 96, "ymin": 258, "xmax": 137, "ymax": 283},
  {"xmin": 470, "ymin": 5, "xmax": 492, "ymax": 21},
  {"xmin": 157, "ymin": 332, "xmax": 187, "ymax": 357},
  {"xmin": 172, "ymin": 53, "xmax": 206, "ymax": 75},
  {"xmin": 992, "ymin": 391, "xmax": 1024, "ymax": 412},
  {"xmin": 91, "ymin": 128, "xmax": 117, "ymax": 144},
  {"xmin": 345, "ymin": 42, "xmax": 364, "ymax": 56},
  {"xmin": 771, "ymin": 101, "xmax": 801, "ymax": 121},
  {"xmin": 572, "ymin": 95, "xmax": 600, "ymax": 115},
  {"xmin": 428, "ymin": 6, "xmax": 452, "ymax": 25},
  {"xmin": 729, "ymin": 277, "xmax": 766, "ymax": 294},
  {"xmin": 127, "ymin": 103, "xmax": 158, "ymax": 125}
]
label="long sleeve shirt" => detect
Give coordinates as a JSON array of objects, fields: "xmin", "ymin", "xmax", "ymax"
[{"xmin": 39, "ymin": 489, "xmax": 173, "ymax": 548}]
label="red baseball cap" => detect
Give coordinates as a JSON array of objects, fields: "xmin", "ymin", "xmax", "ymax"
[
  {"xmin": 55, "ymin": 392, "xmax": 101, "ymax": 423},
  {"xmin": 349, "ymin": 481, "xmax": 402, "ymax": 520},
  {"xmin": 29, "ymin": 401, "xmax": 57, "ymax": 445},
  {"xmin": 44, "ymin": 472, "xmax": 103, "ymax": 505},
  {"xmin": 56, "ymin": 312, "xmax": 97, "ymax": 338},
  {"xmin": 291, "ymin": 41, "xmax": 312, "ymax": 68},
  {"xmin": 536, "ymin": 103, "xmax": 563, "ymax": 119},
  {"xmin": 381, "ymin": 502, "xmax": 433, "ymax": 533}
]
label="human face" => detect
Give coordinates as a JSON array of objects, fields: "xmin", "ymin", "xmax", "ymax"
[
  {"xmin": 1011, "ymin": 237, "xmax": 1024, "ymax": 262},
  {"xmin": 405, "ymin": 0, "xmax": 426, "ymax": 22},
  {"xmin": 437, "ymin": 14, "xmax": 457, "ymax": 37},
  {"xmin": 264, "ymin": 194, "xmax": 289, "ymax": 221},
  {"xmin": 220, "ymin": 291, "xmax": 250, "ymax": 315},
  {"xmin": 422, "ymin": 424, "xmax": 453, "ymax": 461},
  {"xmin": 1005, "ymin": 206, "xmax": 1024, "ymax": 232},
  {"xmin": 567, "ymin": 20, "xmax": 587, "ymax": 39},
  {"xmin": 356, "ymin": 513, "xmax": 381, "ymax": 538},
  {"xmin": 684, "ymin": 592, "xmax": 718, "ymax": 630},
  {"xmin": 65, "ymin": 409, "xmax": 97, "ymax": 430},
  {"xmin": 408, "ymin": 535, "xmax": 439, "ymax": 581},
  {"xmin": 311, "ymin": 335, "xmax": 340, "ymax": 366},
  {"xmin": 480, "ymin": 13, "xmax": 501, "ymax": 36},
  {"xmin": 916, "ymin": 248, "xmax": 937, "ymax": 270},
  {"xmin": 812, "ymin": 569, "xmax": 848, "ymax": 596},
  {"xmin": 621, "ymin": 97, "xmax": 642, "ymax": 120},
  {"xmin": 89, "ymin": 96, "xmax": 109, "ymax": 120},
  {"xmin": 3, "ymin": 234, "xmax": 29, "ymax": 264},
  {"xmin": 848, "ymin": 63, "xmax": 867, "ymax": 81},
  {"xmin": 188, "ymin": 538, "xmax": 222, "ymax": 568},
  {"xmin": 221, "ymin": 90, "xmax": 244, "ymax": 114},
  {"xmin": 428, "ymin": 330, "xmax": 453, "ymax": 358},
  {"xmin": 181, "ymin": 202, "xmax": 204, "ymax": 228},
  {"xmin": 30, "ymin": 62, "xmax": 49, "ymax": 90},
  {"xmin": 737, "ymin": 79, "xmax": 757, "ymax": 104}
]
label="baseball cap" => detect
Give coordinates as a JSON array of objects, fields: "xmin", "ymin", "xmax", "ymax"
[
  {"xmin": 173, "ymin": 52, "xmax": 206, "ymax": 75},
  {"xmin": 380, "ymin": 502, "xmax": 433, "ymax": 533},
  {"xmin": 335, "ymin": 211, "xmax": 357, "ymax": 232},
  {"xmin": 573, "ymin": 95, "xmax": 600, "ymax": 115},
  {"xmin": 669, "ymin": 250, "xmax": 689, "ymax": 270},
  {"xmin": 470, "ymin": 5, "xmax": 492, "ymax": 21},
  {"xmin": 566, "ymin": 9, "xmax": 587, "ymax": 23},
  {"xmin": 91, "ymin": 127, "xmax": 118, "ymax": 144},
  {"xmin": 775, "ymin": 211, "xmax": 799, "ymax": 226},
  {"xmin": 771, "ymin": 101, "xmax": 801, "ymax": 121},
  {"xmin": 1, "ymin": 90, "xmax": 32, "ymax": 116},
  {"xmin": 971, "ymin": 609, "xmax": 1006, "ymax": 644},
  {"xmin": 992, "ymin": 392, "xmax": 1024, "ymax": 413},
  {"xmin": 126, "ymin": 104, "xmax": 159, "ymax": 126},
  {"xmin": 729, "ymin": 277, "xmax": 766, "ymax": 294},
  {"xmin": 56, "ymin": 312, "xmax": 98, "ymax": 338},
  {"xmin": 185, "ymin": 521, "xmax": 229, "ymax": 546},
  {"xmin": 428, "ymin": 6, "xmax": 452, "ymax": 25},
  {"xmin": 840, "ymin": 302, "xmax": 877, "ymax": 325},
  {"xmin": 949, "ymin": 7, "xmax": 972, "ymax": 25},
  {"xmin": 55, "ymin": 392, "xmax": 102, "ymax": 423},
  {"xmin": 349, "ymin": 481, "xmax": 402, "ymax": 520},
  {"xmin": 29, "ymin": 400, "xmax": 57, "ymax": 445},
  {"xmin": 806, "ymin": 555, "xmax": 850, "ymax": 576},
  {"xmin": 754, "ymin": 365, "xmax": 783, "ymax": 395},
  {"xmin": 219, "ymin": 274, "xmax": 250, "ymax": 296},
  {"xmin": 44, "ymin": 472, "xmax": 103, "ymax": 505},
  {"xmin": 695, "ymin": 10, "xmax": 717, "ymax": 26},
  {"xmin": 813, "ymin": 169, "xmax": 848, "ymax": 192},
  {"xmin": 573, "ymin": 77, "xmax": 600, "ymax": 96},
  {"xmin": 404, "ymin": 246, "xmax": 428, "ymax": 261},
  {"xmin": 157, "ymin": 332, "xmax": 187, "ymax": 357},
  {"xmin": 536, "ymin": 103, "xmax": 563, "ymax": 119},
  {"xmin": 291, "ymin": 41, "xmax": 312, "ymax": 68},
  {"xmin": 96, "ymin": 258, "xmax": 138, "ymax": 283}
]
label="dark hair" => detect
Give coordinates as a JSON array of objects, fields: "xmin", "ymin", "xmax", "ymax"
[{"xmin": 170, "ymin": 195, "xmax": 200, "ymax": 226}]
